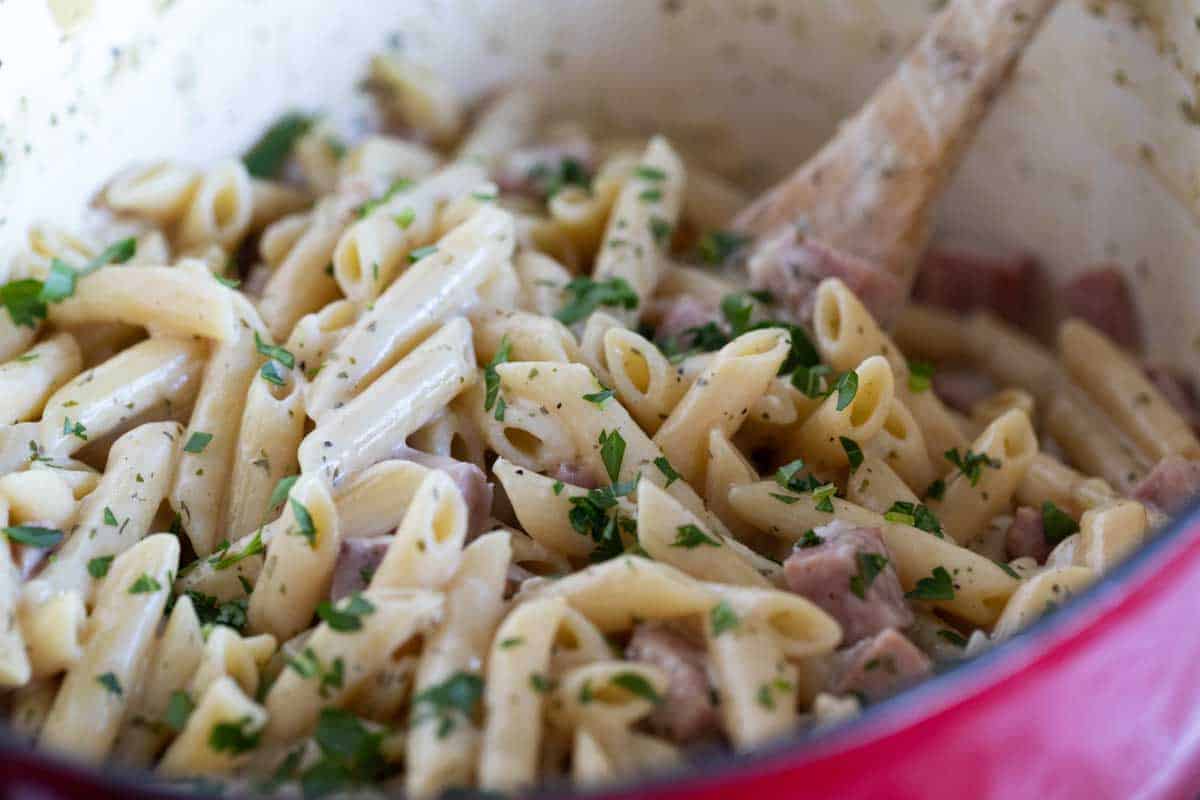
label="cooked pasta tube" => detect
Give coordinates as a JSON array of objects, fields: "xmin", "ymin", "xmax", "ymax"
[
  {"xmin": 340, "ymin": 136, "xmax": 440, "ymax": 183},
  {"xmin": 0, "ymin": 498, "xmax": 29, "ymax": 687},
  {"xmin": 513, "ymin": 250, "xmax": 571, "ymax": 318},
  {"xmin": 262, "ymin": 588, "xmax": 444, "ymax": 744},
  {"xmin": 102, "ymin": 161, "xmax": 200, "ymax": 225},
  {"xmin": 863, "ymin": 399, "xmax": 936, "ymax": 491},
  {"xmin": 35, "ymin": 422, "xmax": 181, "ymax": 599},
  {"xmin": 847, "ymin": 455, "xmax": 920, "ymax": 514},
  {"xmin": 369, "ymin": 470, "xmax": 467, "ymax": 590},
  {"xmin": 247, "ymin": 476, "xmax": 340, "ymax": 641},
  {"xmin": 298, "ymin": 317, "xmax": 476, "ymax": 486},
  {"xmin": 455, "ymin": 87, "xmax": 541, "ymax": 166},
  {"xmin": 706, "ymin": 611, "xmax": 799, "ymax": 751},
  {"xmin": 158, "ymin": 676, "xmax": 267, "ymax": 777},
  {"xmin": 332, "ymin": 163, "xmax": 488, "ymax": 303},
  {"xmin": 479, "ymin": 597, "xmax": 569, "ymax": 792},
  {"xmin": 40, "ymin": 338, "xmax": 203, "ymax": 456},
  {"xmin": 591, "ymin": 136, "xmax": 685, "ymax": 324},
  {"xmin": 170, "ymin": 296, "xmax": 268, "ymax": 556},
  {"xmin": 654, "ymin": 329, "xmax": 789, "ymax": 485},
  {"xmin": 222, "ymin": 363, "xmax": 306, "ymax": 543},
  {"xmin": 0, "ymin": 333, "xmax": 82, "ymax": 424},
  {"xmin": 892, "ymin": 304, "xmax": 972, "ymax": 364},
  {"xmin": 1075, "ymin": 499, "xmax": 1148, "ymax": 574},
  {"xmin": 176, "ymin": 160, "xmax": 254, "ymax": 252},
  {"xmin": 307, "ymin": 205, "xmax": 513, "ymax": 419},
  {"xmin": 405, "ymin": 531, "xmax": 511, "ymax": 799},
  {"xmin": 1059, "ymin": 319, "xmax": 1200, "ymax": 461},
  {"xmin": 517, "ymin": 556, "xmax": 716, "ymax": 633},
  {"xmin": 111, "ymin": 595, "xmax": 205, "ymax": 766},
  {"xmin": 40, "ymin": 533, "xmax": 179, "ymax": 762},
  {"xmin": 964, "ymin": 312, "xmax": 1060, "ymax": 401},
  {"xmin": 1015, "ymin": 453, "xmax": 1117, "ymax": 518},
  {"xmin": 470, "ymin": 307, "xmax": 580, "ymax": 364},
  {"xmin": 636, "ymin": 480, "xmax": 768, "ymax": 587},
  {"xmin": 334, "ymin": 459, "xmax": 431, "ymax": 539},
  {"xmin": 703, "ymin": 428, "xmax": 762, "ymax": 543},
  {"xmin": 992, "ymin": 566, "xmax": 1095, "ymax": 641},
  {"xmin": 926, "ymin": 410, "xmax": 1039, "ymax": 544},
  {"xmin": 1044, "ymin": 383, "xmax": 1146, "ymax": 492},
  {"xmin": 791, "ymin": 355, "xmax": 895, "ymax": 471}
]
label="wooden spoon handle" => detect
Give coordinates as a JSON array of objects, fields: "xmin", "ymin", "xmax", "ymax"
[{"xmin": 735, "ymin": 0, "xmax": 1058, "ymax": 287}]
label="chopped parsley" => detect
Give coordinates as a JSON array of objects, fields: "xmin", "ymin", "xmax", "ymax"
[
  {"xmin": 209, "ymin": 529, "xmax": 266, "ymax": 570},
  {"xmin": 62, "ymin": 417, "xmax": 87, "ymax": 440},
  {"xmin": 994, "ymin": 559, "xmax": 1022, "ymax": 580},
  {"xmin": 356, "ymin": 178, "xmax": 413, "ymax": 218},
  {"xmin": 905, "ymin": 566, "xmax": 955, "ymax": 601},
  {"xmin": 408, "ymin": 245, "xmax": 438, "ymax": 263},
  {"xmin": 567, "ymin": 481, "xmax": 636, "ymax": 563},
  {"xmin": 812, "ymin": 483, "xmax": 837, "ymax": 513},
  {"xmin": 840, "ymin": 436, "xmax": 863, "ymax": 471},
  {"xmin": 499, "ymin": 637, "xmax": 524, "ymax": 649},
  {"xmin": 529, "ymin": 673, "xmax": 555, "ymax": 693},
  {"xmin": 937, "ymin": 629, "xmax": 968, "ymax": 648},
  {"xmin": 792, "ymin": 363, "xmax": 832, "ymax": 397},
  {"xmin": 883, "ymin": 501, "xmax": 944, "ymax": 537},
  {"xmin": 186, "ymin": 590, "xmax": 249, "ymax": 632},
  {"xmin": 582, "ymin": 387, "xmax": 613, "ymax": 405},
  {"xmin": 907, "ymin": 361, "xmax": 934, "ymax": 393},
  {"xmin": 610, "ymin": 672, "xmax": 661, "ymax": 704},
  {"xmin": 634, "ymin": 165, "xmax": 667, "ymax": 181},
  {"xmin": 411, "ymin": 671, "xmax": 484, "ymax": 739},
  {"xmin": 671, "ymin": 524, "xmax": 721, "ymax": 549},
  {"xmin": 0, "ymin": 280, "xmax": 50, "ymax": 328},
  {"xmin": 554, "ymin": 276, "xmax": 639, "ymax": 325},
  {"xmin": 551, "ymin": 480, "xmax": 564, "ymax": 496},
  {"xmin": 254, "ymin": 332, "xmax": 295, "ymax": 369},
  {"xmin": 710, "ymin": 599, "xmax": 739, "ymax": 636},
  {"xmin": 1041, "ymin": 501, "xmax": 1080, "ymax": 546},
  {"xmin": 242, "ymin": 111, "xmax": 313, "ymax": 178},
  {"xmin": 103, "ymin": 507, "xmax": 119, "ymax": 526},
  {"xmin": 33, "ymin": 237, "xmax": 138, "ymax": 315},
  {"xmin": 849, "ymin": 552, "xmax": 889, "ymax": 599},
  {"xmin": 129, "ymin": 573, "xmax": 162, "ymax": 594},
  {"xmin": 798, "ymin": 529, "xmax": 823, "ymax": 548},
  {"xmin": 695, "ymin": 229, "xmax": 751, "ymax": 265},
  {"xmin": 294, "ymin": 709, "xmax": 387, "ymax": 796},
  {"xmin": 598, "ymin": 429, "xmax": 626, "ymax": 483},
  {"xmin": 834, "ymin": 370, "xmax": 859, "ymax": 411},
  {"xmin": 165, "ymin": 690, "xmax": 195, "ymax": 732},
  {"xmin": 289, "ymin": 498, "xmax": 317, "ymax": 547},
  {"xmin": 528, "ymin": 157, "xmax": 591, "ymax": 198},
  {"xmin": 654, "ymin": 456, "xmax": 681, "ymax": 487},
  {"xmin": 393, "ymin": 208, "xmax": 416, "ymax": 230},
  {"xmin": 756, "ymin": 683, "xmax": 776, "ymax": 710},
  {"xmin": 944, "ymin": 448, "xmax": 1001, "ymax": 486},
  {"xmin": 208, "ymin": 716, "xmax": 260, "ymax": 755},
  {"xmin": 96, "ymin": 672, "xmax": 122, "ymax": 696},
  {"xmin": 316, "ymin": 593, "xmax": 375, "ymax": 632},
  {"xmin": 483, "ymin": 336, "xmax": 511, "ymax": 419},
  {"xmin": 925, "ymin": 478, "xmax": 946, "ymax": 501},
  {"xmin": 3, "ymin": 525, "xmax": 63, "ymax": 548},
  {"xmin": 268, "ymin": 474, "xmax": 299, "ymax": 513},
  {"xmin": 183, "ymin": 431, "xmax": 213, "ymax": 454},
  {"xmin": 285, "ymin": 648, "xmax": 344, "ymax": 698},
  {"xmin": 87, "ymin": 555, "xmax": 114, "ymax": 578}
]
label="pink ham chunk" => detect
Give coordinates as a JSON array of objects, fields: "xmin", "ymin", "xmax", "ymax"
[
  {"xmin": 392, "ymin": 446, "xmax": 494, "ymax": 538},
  {"xmin": 783, "ymin": 521, "xmax": 912, "ymax": 645},
  {"xmin": 1132, "ymin": 456, "xmax": 1200, "ymax": 516},
  {"xmin": 652, "ymin": 295, "xmax": 718, "ymax": 347},
  {"xmin": 932, "ymin": 369, "xmax": 996, "ymax": 415},
  {"xmin": 748, "ymin": 232, "xmax": 906, "ymax": 328},
  {"xmin": 1061, "ymin": 265, "xmax": 1141, "ymax": 351},
  {"xmin": 329, "ymin": 536, "xmax": 390, "ymax": 602},
  {"xmin": 1005, "ymin": 506, "xmax": 1049, "ymax": 563},
  {"xmin": 626, "ymin": 622, "xmax": 720, "ymax": 744},
  {"xmin": 548, "ymin": 462, "xmax": 600, "ymax": 491},
  {"xmin": 913, "ymin": 248, "xmax": 1038, "ymax": 327},
  {"xmin": 828, "ymin": 628, "xmax": 932, "ymax": 703}
]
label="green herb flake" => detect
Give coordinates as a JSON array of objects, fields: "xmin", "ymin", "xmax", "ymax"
[
  {"xmin": 840, "ymin": 436, "xmax": 864, "ymax": 471},
  {"xmin": 87, "ymin": 554, "xmax": 115, "ymax": 578},
  {"xmin": 944, "ymin": 448, "xmax": 1001, "ymax": 486},
  {"xmin": 634, "ymin": 165, "xmax": 667, "ymax": 181},
  {"xmin": 316, "ymin": 593, "xmax": 375, "ymax": 632},
  {"xmin": 937, "ymin": 629, "xmax": 968, "ymax": 648},
  {"xmin": 208, "ymin": 716, "xmax": 261, "ymax": 755},
  {"xmin": 610, "ymin": 672, "xmax": 661, "ymax": 703},
  {"xmin": 654, "ymin": 456, "xmax": 681, "ymax": 487},
  {"xmin": 849, "ymin": 552, "xmax": 889, "ymax": 599},
  {"xmin": 407, "ymin": 245, "xmax": 438, "ymax": 263},
  {"xmin": 671, "ymin": 523, "xmax": 721, "ymax": 549},
  {"xmin": 798, "ymin": 529, "xmax": 823, "ymax": 548},
  {"xmin": 3, "ymin": 525, "xmax": 63, "ymax": 548},
  {"xmin": 289, "ymin": 498, "xmax": 317, "ymax": 547},
  {"xmin": 1041, "ymin": 501, "xmax": 1080, "ymax": 546},
  {"xmin": 1, "ymin": 279, "xmax": 49, "ymax": 328},
  {"xmin": 529, "ymin": 673, "xmax": 555, "ymax": 693},
  {"xmin": 254, "ymin": 331, "xmax": 295, "ymax": 369},
  {"xmin": 925, "ymin": 478, "xmax": 946, "ymax": 501},
  {"xmin": 695, "ymin": 230, "xmax": 751, "ymax": 265},
  {"xmin": 554, "ymin": 276, "xmax": 639, "ymax": 326},
  {"xmin": 62, "ymin": 417, "xmax": 87, "ymax": 441},
  {"xmin": 103, "ymin": 506, "xmax": 119, "ymax": 526},
  {"xmin": 393, "ymin": 208, "xmax": 416, "ymax": 230},
  {"xmin": 243, "ymin": 111, "xmax": 314, "ymax": 178},
  {"xmin": 907, "ymin": 361, "xmax": 935, "ymax": 393},
  {"xmin": 710, "ymin": 599, "xmax": 739, "ymax": 636},
  {"xmin": 582, "ymin": 387, "xmax": 614, "ymax": 405},
  {"xmin": 97, "ymin": 672, "xmax": 123, "ymax": 696},
  {"xmin": 499, "ymin": 637, "xmax": 524, "ymax": 649},
  {"xmin": 483, "ymin": 336, "xmax": 511, "ymax": 416},
  {"xmin": 165, "ymin": 690, "xmax": 195, "ymax": 732},
  {"xmin": 552, "ymin": 480, "xmax": 565, "ymax": 496},
  {"xmin": 268, "ymin": 474, "xmax": 299, "ymax": 513},
  {"xmin": 905, "ymin": 565, "xmax": 955, "ymax": 601},
  {"xmin": 411, "ymin": 671, "xmax": 484, "ymax": 739},
  {"xmin": 183, "ymin": 431, "xmax": 213, "ymax": 454},
  {"xmin": 834, "ymin": 370, "xmax": 859, "ymax": 411},
  {"xmin": 129, "ymin": 573, "xmax": 163, "ymax": 594},
  {"xmin": 598, "ymin": 429, "xmax": 626, "ymax": 483}
]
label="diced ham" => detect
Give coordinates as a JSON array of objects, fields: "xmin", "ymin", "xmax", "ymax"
[
  {"xmin": 495, "ymin": 137, "xmax": 594, "ymax": 199},
  {"xmin": 548, "ymin": 462, "xmax": 600, "ymax": 491},
  {"xmin": 1131, "ymin": 456, "xmax": 1200, "ymax": 516},
  {"xmin": 625, "ymin": 622, "xmax": 720, "ymax": 744},
  {"xmin": 392, "ymin": 446, "xmax": 494, "ymax": 538},
  {"xmin": 329, "ymin": 536, "xmax": 391, "ymax": 602},
  {"xmin": 913, "ymin": 248, "xmax": 1039, "ymax": 327},
  {"xmin": 1144, "ymin": 364, "xmax": 1200, "ymax": 432},
  {"xmin": 828, "ymin": 628, "xmax": 932, "ymax": 703},
  {"xmin": 1061, "ymin": 265, "xmax": 1141, "ymax": 351},
  {"xmin": 747, "ymin": 231, "xmax": 906, "ymax": 327},
  {"xmin": 1005, "ymin": 506, "xmax": 1049, "ymax": 563},
  {"xmin": 783, "ymin": 521, "xmax": 912, "ymax": 645},
  {"xmin": 932, "ymin": 369, "xmax": 996, "ymax": 415},
  {"xmin": 652, "ymin": 295, "xmax": 718, "ymax": 346}
]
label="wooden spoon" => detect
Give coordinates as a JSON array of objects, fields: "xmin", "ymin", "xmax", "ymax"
[{"xmin": 735, "ymin": 0, "xmax": 1059, "ymax": 289}]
